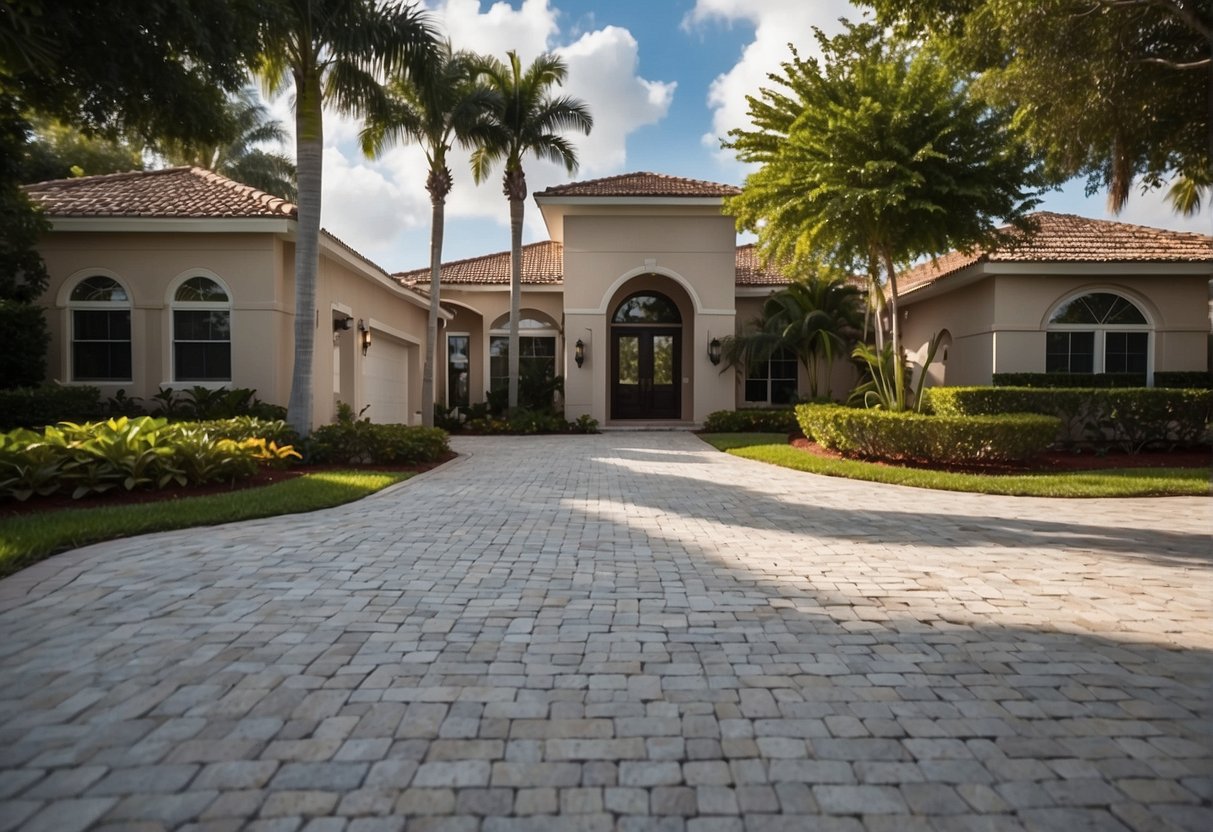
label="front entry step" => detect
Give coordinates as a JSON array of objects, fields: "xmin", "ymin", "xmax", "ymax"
[{"xmin": 599, "ymin": 421, "xmax": 699, "ymax": 431}]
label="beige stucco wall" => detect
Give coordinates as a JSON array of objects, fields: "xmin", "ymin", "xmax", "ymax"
[
  {"xmin": 39, "ymin": 229, "xmax": 430, "ymax": 429},
  {"xmin": 900, "ymin": 270, "xmax": 1210, "ymax": 385},
  {"xmin": 560, "ymin": 211, "xmax": 737, "ymax": 423}
]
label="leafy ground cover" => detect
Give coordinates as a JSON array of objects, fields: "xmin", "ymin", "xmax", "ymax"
[
  {"xmin": 700, "ymin": 433, "xmax": 1209, "ymax": 498},
  {"xmin": 0, "ymin": 469, "xmax": 412, "ymax": 577}
]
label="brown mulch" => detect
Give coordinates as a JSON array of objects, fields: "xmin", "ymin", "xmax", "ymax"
[
  {"xmin": 0, "ymin": 452, "xmax": 456, "ymax": 518},
  {"xmin": 788, "ymin": 436, "xmax": 1211, "ymax": 476}
]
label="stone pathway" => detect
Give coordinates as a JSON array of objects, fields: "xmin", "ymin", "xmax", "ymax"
[{"xmin": 0, "ymin": 432, "xmax": 1209, "ymax": 832}]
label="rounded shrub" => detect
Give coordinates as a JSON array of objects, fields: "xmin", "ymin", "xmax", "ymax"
[
  {"xmin": 703, "ymin": 409, "xmax": 798, "ymax": 433},
  {"xmin": 796, "ymin": 403, "xmax": 1060, "ymax": 465}
]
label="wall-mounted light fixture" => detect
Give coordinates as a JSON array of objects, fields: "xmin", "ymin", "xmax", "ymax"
[
  {"xmin": 574, "ymin": 339, "xmax": 586, "ymax": 368},
  {"xmin": 358, "ymin": 319, "xmax": 372, "ymax": 356},
  {"xmin": 707, "ymin": 337, "xmax": 723, "ymax": 366},
  {"xmin": 333, "ymin": 316, "xmax": 353, "ymax": 332}
]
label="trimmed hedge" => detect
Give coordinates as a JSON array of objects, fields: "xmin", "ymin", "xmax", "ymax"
[
  {"xmin": 796, "ymin": 403, "xmax": 1060, "ymax": 465},
  {"xmin": 0, "ymin": 416, "xmax": 300, "ymax": 502},
  {"xmin": 1155, "ymin": 371, "xmax": 1212, "ymax": 389},
  {"xmin": 307, "ymin": 422, "xmax": 449, "ymax": 465},
  {"xmin": 0, "ymin": 385, "xmax": 105, "ymax": 430},
  {"xmin": 993, "ymin": 372, "xmax": 1145, "ymax": 388},
  {"xmin": 922, "ymin": 386, "xmax": 1212, "ymax": 452},
  {"xmin": 703, "ymin": 409, "xmax": 798, "ymax": 433}
]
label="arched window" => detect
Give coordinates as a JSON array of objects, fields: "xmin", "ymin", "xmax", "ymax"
[
  {"xmin": 488, "ymin": 310, "xmax": 559, "ymax": 395},
  {"xmin": 172, "ymin": 276, "xmax": 231, "ymax": 381},
  {"xmin": 69, "ymin": 275, "xmax": 132, "ymax": 381},
  {"xmin": 1046, "ymin": 291, "xmax": 1150, "ymax": 375},
  {"xmin": 612, "ymin": 292, "xmax": 682, "ymax": 324}
]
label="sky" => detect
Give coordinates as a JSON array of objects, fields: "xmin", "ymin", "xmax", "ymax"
[{"xmin": 261, "ymin": 0, "xmax": 1211, "ymax": 273}]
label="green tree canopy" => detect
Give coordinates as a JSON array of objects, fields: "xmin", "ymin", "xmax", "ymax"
[
  {"xmin": 861, "ymin": 0, "xmax": 1211, "ymax": 213},
  {"xmin": 724, "ymin": 23, "xmax": 1041, "ymax": 409},
  {"xmin": 470, "ymin": 51, "xmax": 592, "ymax": 412},
  {"xmin": 17, "ymin": 117, "xmax": 145, "ymax": 184}
]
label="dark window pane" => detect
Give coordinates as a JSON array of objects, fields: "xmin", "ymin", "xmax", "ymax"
[
  {"xmin": 1046, "ymin": 331, "xmax": 1094, "ymax": 373},
  {"xmin": 74, "ymin": 309, "xmax": 130, "ymax": 340},
  {"xmin": 1104, "ymin": 297, "xmax": 1147, "ymax": 325},
  {"xmin": 1105, "ymin": 331, "xmax": 1148, "ymax": 373},
  {"xmin": 612, "ymin": 292, "xmax": 681, "ymax": 324},
  {"xmin": 175, "ymin": 343, "xmax": 231, "ymax": 381},
  {"xmin": 175, "ymin": 276, "xmax": 229, "ymax": 302},
  {"xmin": 1051, "ymin": 292, "xmax": 1146, "ymax": 325},
  {"xmin": 744, "ymin": 380, "xmax": 767, "ymax": 402},
  {"xmin": 771, "ymin": 379, "xmax": 798, "ymax": 404},
  {"xmin": 73, "ymin": 343, "xmax": 131, "ymax": 381},
  {"xmin": 70, "ymin": 276, "xmax": 128, "ymax": 302},
  {"xmin": 175, "ymin": 310, "xmax": 230, "ymax": 341}
]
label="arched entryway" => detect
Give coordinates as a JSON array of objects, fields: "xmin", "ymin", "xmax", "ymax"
[{"xmin": 610, "ymin": 290, "xmax": 682, "ymax": 419}]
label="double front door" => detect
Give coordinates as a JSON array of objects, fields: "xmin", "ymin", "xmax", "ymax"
[{"xmin": 611, "ymin": 327, "xmax": 681, "ymax": 420}]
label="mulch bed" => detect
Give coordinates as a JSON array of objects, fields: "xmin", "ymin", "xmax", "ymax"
[
  {"xmin": 0, "ymin": 452, "xmax": 456, "ymax": 518},
  {"xmin": 788, "ymin": 436, "xmax": 1210, "ymax": 476}
]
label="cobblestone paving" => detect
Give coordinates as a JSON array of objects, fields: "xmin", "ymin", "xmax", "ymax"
[{"xmin": 0, "ymin": 432, "xmax": 1210, "ymax": 832}]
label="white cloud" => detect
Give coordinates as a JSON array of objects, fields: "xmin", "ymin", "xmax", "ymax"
[{"xmin": 685, "ymin": 1, "xmax": 862, "ymax": 164}]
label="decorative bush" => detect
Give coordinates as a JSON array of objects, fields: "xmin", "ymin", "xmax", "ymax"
[
  {"xmin": 307, "ymin": 418, "xmax": 449, "ymax": 465},
  {"xmin": 192, "ymin": 416, "xmax": 297, "ymax": 445},
  {"xmin": 0, "ymin": 416, "xmax": 300, "ymax": 502},
  {"xmin": 139, "ymin": 386, "xmax": 288, "ymax": 420},
  {"xmin": 922, "ymin": 386, "xmax": 1212, "ymax": 452},
  {"xmin": 796, "ymin": 403, "xmax": 1060, "ymax": 464},
  {"xmin": 703, "ymin": 409, "xmax": 799, "ymax": 433},
  {"xmin": 993, "ymin": 372, "xmax": 1146, "ymax": 388},
  {"xmin": 461, "ymin": 409, "xmax": 598, "ymax": 435},
  {"xmin": 1155, "ymin": 371, "xmax": 1211, "ymax": 389},
  {"xmin": 0, "ymin": 385, "xmax": 105, "ymax": 430}
]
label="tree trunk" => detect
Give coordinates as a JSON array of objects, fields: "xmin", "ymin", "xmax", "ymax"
[
  {"xmin": 422, "ymin": 166, "xmax": 451, "ymax": 429},
  {"xmin": 505, "ymin": 167, "xmax": 526, "ymax": 413},
  {"xmin": 286, "ymin": 71, "xmax": 324, "ymax": 437},
  {"xmin": 881, "ymin": 248, "xmax": 905, "ymax": 410}
]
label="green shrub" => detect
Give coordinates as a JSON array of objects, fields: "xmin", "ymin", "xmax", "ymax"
[
  {"xmin": 0, "ymin": 385, "xmax": 104, "ymax": 430},
  {"xmin": 992, "ymin": 372, "xmax": 1145, "ymax": 388},
  {"xmin": 461, "ymin": 408, "xmax": 597, "ymax": 435},
  {"xmin": 922, "ymin": 386, "xmax": 1212, "ymax": 452},
  {"xmin": 703, "ymin": 409, "xmax": 798, "ymax": 433},
  {"xmin": 1155, "ymin": 371, "xmax": 1211, "ymax": 389},
  {"xmin": 0, "ymin": 416, "xmax": 299, "ymax": 502},
  {"xmin": 306, "ymin": 408, "xmax": 449, "ymax": 465},
  {"xmin": 0, "ymin": 302, "xmax": 50, "ymax": 390},
  {"xmin": 144, "ymin": 386, "xmax": 288, "ymax": 420},
  {"xmin": 192, "ymin": 416, "xmax": 297, "ymax": 445},
  {"xmin": 796, "ymin": 403, "xmax": 1060, "ymax": 464}
]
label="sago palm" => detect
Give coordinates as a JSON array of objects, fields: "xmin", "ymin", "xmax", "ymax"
[
  {"xmin": 361, "ymin": 43, "xmax": 494, "ymax": 428},
  {"xmin": 255, "ymin": 0, "xmax": 437, "ymax": 435},
  {"xmin": 470, "ymin": 51, "xmax": 591, "ymax": 412}
]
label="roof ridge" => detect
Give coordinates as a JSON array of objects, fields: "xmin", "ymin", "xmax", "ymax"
[
  {"xmin": 1027, "ymin": 210, "xmax": 1213, "ymax": 241},
  {"xmin": 393, "ymin": 240, "xmax": 562, "ymax": 277},
  {"xmin": 24, "ymin": 166, "xmax": 189, "ymax": 190}
]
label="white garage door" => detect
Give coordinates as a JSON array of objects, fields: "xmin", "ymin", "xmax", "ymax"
[{"xmin": 362, "ymin": 336, "xmax": 409, "ymax": 424}]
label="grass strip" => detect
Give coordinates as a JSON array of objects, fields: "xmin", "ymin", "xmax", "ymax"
[
  {"xmin": 0, "ymin": 470, "xmax": 411, "ymax": 577},
  {"xmin": 700, "ymin": 433, "xmax": 1210, "ymax": 498}
]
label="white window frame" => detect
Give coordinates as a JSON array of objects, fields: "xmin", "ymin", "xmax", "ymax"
[
  {"xmin": 167, "ymin": 271, "xmax": 233, "ymax": 386},
  {"xmin": 487, "ymin": 310, "xmax": 561, "ymax": 392},
  {"xmin": 1044, "ymin": 289, "xmax": 1154, "ymax": 384},
  {"xmin": 742, "ymin": 346, "xmax": 799, "ymax": 406},
  {"xmin": 446, "ymin": 331, "xmax": 472, "ymax": 408},
  {"xmin": 63, "ymin": 271, "xmax": 133, "ymax": 384}
]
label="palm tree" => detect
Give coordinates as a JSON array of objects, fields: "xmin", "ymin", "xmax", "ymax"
[
  {"xmin": 722, "ymin": 275, "xmax": 863, "ymax": 400},
  {"xmin": 361, "ymin": 44, "xmax": 492, "ymax": 428},
  {"xmin": 162, "ymin": 88, "xmax": 297, "ymax": 200},
  {"xmin": 255, "ymin": 0, "xmax": 437, "ymax": 436},
  {"xmin": 470, "ymin": 51, "xmax": 591, "ymax": 412}
]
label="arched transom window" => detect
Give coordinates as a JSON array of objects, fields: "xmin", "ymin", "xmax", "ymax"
[
  {"xmin": 69, "ymin": 275, "xmax": 132, "ymax": 382},
  {"xmin": 612, "ymin": 292, "xmax": 682, "ymax": 324},
  {"xmin": 1046, "ymin": 291, "xmax": 1150, "ymax": 375},
  {"xmin": 173, "ymin": 276, "xmax": 231, "ymax": 381}
]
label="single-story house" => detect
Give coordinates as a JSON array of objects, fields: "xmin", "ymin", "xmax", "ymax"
[
  {"xmin": 896, "ymin": 212, "xmax": 1213, "ymax": 387},
  {"xmin": 26, "ymin": 168, "xmax": 1211, "ymax": 428},
  {"xmin": 26, "ymin": 166, "xmax": 444, "ymax": 428}
]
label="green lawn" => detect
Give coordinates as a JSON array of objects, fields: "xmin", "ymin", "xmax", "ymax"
[
  {"xmin": 700, "ymin": 433, "xmax": 1210, "ymax": 498},
  {"xmin": 0, "ymin": 470, "xmax": 412, "ymax": 577}
]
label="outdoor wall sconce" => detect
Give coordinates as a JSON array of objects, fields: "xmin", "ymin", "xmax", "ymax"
[
  {"xmin": 358, "ymin": 319, "xmax": 372, "ymax": 355},
  {"xmin": 574, "ymin": 339, "xmax": 586, "ymax": 368},
  {"xmin": 707, "ymin": 337, "xmax": 722, "ymax": 366},
  {"xmin": 333, "ymin": 316, "xmax": 352, "ymax": 332}
]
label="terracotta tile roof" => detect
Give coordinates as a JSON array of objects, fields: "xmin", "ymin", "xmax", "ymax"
[
  {"xmin": 734, "ymin": 244, "xmax": 793, "ymax": 286},
  {"xmin": 399, "ymin": 241, "xmax": 796, "ymax": 288},
  {"xmin": 396, "ymin": 241, "xmax": 566, "ymax": 286},
  {"xmin": 24, "ymin": 166, "xmax": 298, "ymax": 219},
  {"xmin": 900, "ymin": 211, "xmax": 1213, "ymax": 293},
  {"xmin": 535, "ymin": 171, "xmax": 741, "ymax": 199}
]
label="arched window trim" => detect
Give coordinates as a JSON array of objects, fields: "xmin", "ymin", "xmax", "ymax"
[
  {"xmin": 168, "ymin": 271, "xmax": 232, "ymax": 384},
  {"xmin": 1043, "ymin": 288, "xmax": 1154, "ymax": 383},
  {"xmin": 489, "ymin": 309, "xmax": 560, "ymax": 335},
  {"xmin": 64, "ymin": 272, "xmax": 133, "ymax": 383},
  {"xmin": 611, "ymin": 291, "xmax": 683, "ymax": 325}
]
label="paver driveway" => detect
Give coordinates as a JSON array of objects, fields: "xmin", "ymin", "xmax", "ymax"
[{"xmin": 0, "ymin": 432, "xmax": 1209, "ymax": 832}]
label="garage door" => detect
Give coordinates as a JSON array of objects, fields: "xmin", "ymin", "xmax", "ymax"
[{"xmin": 362, "ymin": 335, "xmax": 409, "ymax": 424}]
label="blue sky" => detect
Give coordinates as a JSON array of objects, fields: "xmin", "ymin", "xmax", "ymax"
[{"xmin": 272, "ymin": 0, "xmax": 1210, "ymax": 273}]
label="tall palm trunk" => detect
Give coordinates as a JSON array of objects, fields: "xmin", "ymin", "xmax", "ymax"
[
  {"xmin": 505, "ymin": 167, "xmax": 526, "ymax": 413},
  {"xmin": 287, "ymin": 71, "xmax": 324, "ymax": 436},
  {"xmin": 881, "ymin": 248, "xmax": 905, "ymax": 410},
  {"xmin": 423, "ymin": 166, "xmax": 451, "ymax": 427}
]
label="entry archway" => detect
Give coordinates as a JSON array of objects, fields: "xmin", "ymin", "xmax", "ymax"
[{"xmin": 609, "ymin": 289, "xmax": 683, "ymax": 420}]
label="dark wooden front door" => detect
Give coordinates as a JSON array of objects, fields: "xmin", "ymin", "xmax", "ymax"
[{"xmin": 611, "ymin": 327, "xmax": 681, "ymax": 420}]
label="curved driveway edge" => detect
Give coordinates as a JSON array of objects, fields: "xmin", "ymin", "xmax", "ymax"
[{"xmin": 0, "ymin": 431, "xmax": 1209, "ymax": 831}]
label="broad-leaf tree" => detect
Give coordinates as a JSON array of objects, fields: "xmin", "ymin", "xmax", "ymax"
[
  {"xmin": 255, "ymin": 0, "xmax": 437, "ymax": 435},
  {"xmin": 161, "ymin": 89, "xmax": 297, "ymax": 200},
  {"xmin": 724, "ymin": 23, "xmax": 1041, "ymax": 410},
  {"xmin": 722, "ymin": 275, "xmax": 864, "ymax": 400},
  {"xmin": 862, "ymin": 0, "xmax": 1211, "ymax": 213},
  {"xmin": 361, "ymin": 44, "xmax": 493, "ymax": 427},
  {"xmin": 18, "ymin": 117, "xmax": 145, "ymax": 184},
  {"xmin": 471, "ymin": 51, "xmax": 592, "ymax": 412}
]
